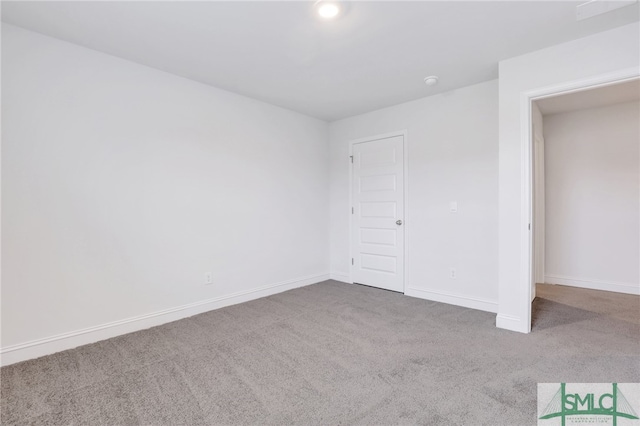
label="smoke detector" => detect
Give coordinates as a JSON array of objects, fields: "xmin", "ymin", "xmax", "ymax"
[{"xmin": 424, "ymin": 76, "xmax": 439, "ymax": 87}]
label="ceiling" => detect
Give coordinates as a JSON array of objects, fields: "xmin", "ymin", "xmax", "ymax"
[
  {"xmin": 536, "ymin": 78, "xmax": 640, "ymax": 115},
  {"xmin": 2, "ymin": 1, "xmax": 639, "ymax": 121}
]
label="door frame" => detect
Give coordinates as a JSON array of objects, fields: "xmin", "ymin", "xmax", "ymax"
[
  {"xmin": 520, "ymin": 67, "xmax": 639, "ymax": 332},
  {"xmin": 532, "ymin": 127, "xmax": 545, "ymax": 302},
  {"xmin": 348, "ymin": 130, "xmax": 409, "ymax": 293}
]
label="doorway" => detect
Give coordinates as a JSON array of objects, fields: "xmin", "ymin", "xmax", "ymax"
[
  {"xmin": 349, "ymin": 132, "xmax": 407, "ymax": 293},
  {"xmin": 529, "ymin": 78, "xmax": 640, "ymax": 329}
]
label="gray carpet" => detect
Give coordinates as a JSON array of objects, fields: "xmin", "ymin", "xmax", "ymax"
[{"xmin": 1, "ymin": 280, "xmax": 639, "ymax": 425}]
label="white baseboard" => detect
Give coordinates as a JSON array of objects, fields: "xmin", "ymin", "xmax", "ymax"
[
  {"xmin": 405, "ymin": 287, "xmax": 498, "ymax": 313},
  {"xmin": 330, "ymin": 271, "xmax": 351, "ymax": 284},
  {"xmin": 544, "ymin": 274, "xmax": 640, "ymax": 295},
  {"xmin": 496, "ymin": 313, "xmax": 529, "ymax": 333},
  {"xmin": 0, "ymin": 273, "xmax": 330, "ymax": 367}
]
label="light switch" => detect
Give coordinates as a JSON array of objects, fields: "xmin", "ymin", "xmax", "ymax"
[{"xmin": 450, "ymin": 201, "xmax": 458, "ymax": 213}]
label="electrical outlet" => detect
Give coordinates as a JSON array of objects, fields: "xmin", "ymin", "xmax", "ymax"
[
  {"xmin": 450, "ymin": 268, "xmax": 456, "ymax": 279},
  {"xmin": 204, "ymin": 272, "xmax": 213, "ymax": 285}
]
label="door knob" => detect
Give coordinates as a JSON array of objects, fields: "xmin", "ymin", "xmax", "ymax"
[{"xmin": 396, "ymin": 220, "xmax": 403, "ymax": 225}]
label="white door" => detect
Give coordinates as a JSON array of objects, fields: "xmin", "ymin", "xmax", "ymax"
[{"xmin": 351, "ymin": 135, "xmax": 405, "ymax": 292}]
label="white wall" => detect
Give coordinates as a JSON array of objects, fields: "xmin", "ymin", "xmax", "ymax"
[
  {"xmin": 498, "ymin": 22, "xmax": 639, "ymax": 332},
  {"xmin": 330, "ymin": 80, "xmax": 499, "ymax": 312},
  {"xmin": 544, "ymin": 101, "xmax": 640, "ymax": 294},
  {"xmin": 1, "ymin": 24, "xmax": 330, "ymax": 364}
]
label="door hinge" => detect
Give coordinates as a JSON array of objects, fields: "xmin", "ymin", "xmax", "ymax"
[
  {"xmin": 351, "ymin": 207, "xmax": 354, "ymax": 214},
  {"xmin": 350, "ymin": 155, "xmax": 353, "ymax": 163},
  {"xmin": 352, "ymin": 258, "xmax": 354, "ymax": 265},
  {"xmin": 528, "ymin": 223, "xmax": 531, "ymax": 230}
]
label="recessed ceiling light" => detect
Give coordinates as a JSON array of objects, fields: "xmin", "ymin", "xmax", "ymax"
[
  {"xmin": 316, "ymin": 1, "xmax": 341, "ymax": 19},
  {"xmin": 424, "ymin": 76, "xmax": 439, "ymax": 87}
]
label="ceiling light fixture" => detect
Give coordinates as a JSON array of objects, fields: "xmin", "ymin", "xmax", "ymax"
[
  {"xmin": 316, "ymin": 1, "xmax": 341, "ymax": 19},
  {"xmin": 424, "ymin": 76, "xmax": 439, "ymax": 87}
]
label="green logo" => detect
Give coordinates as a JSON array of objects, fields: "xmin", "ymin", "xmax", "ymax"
[{"xmin": 539, "ymin": 383, "xmax": 639, "ymax": 426}]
